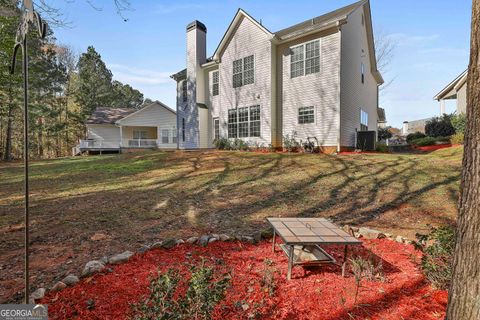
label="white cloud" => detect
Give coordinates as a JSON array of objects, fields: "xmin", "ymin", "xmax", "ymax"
[{"xmin": 108, "ymin": 64, "xmax": 173, "ymax": 86}]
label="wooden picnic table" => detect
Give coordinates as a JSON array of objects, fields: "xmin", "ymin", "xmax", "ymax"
[{"xmin": 267, "ymin": 217, "xmax": 362, "ymax": 280}]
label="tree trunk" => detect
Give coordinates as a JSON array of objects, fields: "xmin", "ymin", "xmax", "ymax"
[
  {"xmin": 446, "ymin": 1, "xmax": 480, "ymax": 319},
  {"xmin": 4, "ymin": 103, "xmax": 13, "ymax": 161}
]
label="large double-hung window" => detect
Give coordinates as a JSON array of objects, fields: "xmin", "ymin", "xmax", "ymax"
[
  {"xmin": 228, "ymin": 105, "xmax": 261, "ymax": 138},
  {"xmin": 232, "ymin": 55, "xmax": 254, "ymax": 88},
  {"xmin": 360, "ymin": 109, "xmax": 369, "ymax": 131},
  {"xmin": 291, "ymin": 39, "xmax": 321, "ymax": 78}
]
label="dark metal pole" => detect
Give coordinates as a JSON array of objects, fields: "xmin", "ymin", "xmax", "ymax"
[{"xmin": 22, "ymin": 37, "xmax": 30, "ymax": 303}]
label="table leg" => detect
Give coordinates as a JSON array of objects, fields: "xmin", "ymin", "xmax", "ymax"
[
  {"xmin": 342, "ymin": 245, "xmax": 348, "ymax": 277},
  {"xmin": 272, "ymin": 230, "xmax": 276, "ymax": 253},
  {"xmin": 287, "ymin": 245, "xmax": 294, "ymax": 280}
]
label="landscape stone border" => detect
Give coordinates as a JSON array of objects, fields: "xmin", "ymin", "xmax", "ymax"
[{"xmin": 29, "ymin": 226, "xmax": 413, "ymax": 303}]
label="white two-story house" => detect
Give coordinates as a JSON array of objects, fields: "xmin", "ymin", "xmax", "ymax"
[{"xmin": 171, "ymin": 0, "xmax": 383, "ymax": 153}]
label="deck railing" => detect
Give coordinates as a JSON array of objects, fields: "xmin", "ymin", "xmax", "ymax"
[
  {"xmin": 123, "ymin": 139, "xmax": 158, "ymax": 148},
  {"xmin": 79, "ymin": 139, "xmax": 120, "ymax": 149}
]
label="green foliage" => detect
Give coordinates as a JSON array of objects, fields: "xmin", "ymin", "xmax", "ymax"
[
  {"xmin": 375, "ymin": 143, "xmax": 389, "ymax": 153},
  {"xmin": 417, "ymin": 226, "xmax": 455, "ymax": 290},
  {"xmin": 425, "ymin": 114, "xmax": 455, "ymax": 137},
  {"xmin": 112, "ymin": 80, "xmax": 144, "ymax": 109},
  {"xmin": 213, "ymin": 138, "xmax": 231, "ymax": 150},
  {"xmin": 377, "ymin": 127, "xmax": 393, "ymax": 141},
  {"xmin": 450, "ymin": 113, "xmax": 467, "ymax": 134},
  {"xmin": 450, "ymin": 132, "xmax": 464, "ymax": 145},
  {"xmin": 283, "ymin": 132, "xmax": 301, "ymax": 152},
  {"xmin": 132, "ymin": 260, "xmax": 231, "ymax": 320},
  {"xmin": 410, "ymin": 136, "xmax": 437, "ymax": 146},
  {"xmin": 406, "ymin": 132, "xmax": 426, "ymax": 143}
]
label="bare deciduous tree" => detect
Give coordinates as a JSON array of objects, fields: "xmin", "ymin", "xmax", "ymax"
[
  {"xmin": 375, "ymin": 28, "xmax": 397, "ymax": 92},
  {"xmin": 446, "ymin": 1, "xmax": 480, "ymax": 319}
]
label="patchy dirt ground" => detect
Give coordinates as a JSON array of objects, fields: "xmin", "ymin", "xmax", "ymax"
[
  {"xmin": 0, "ymin": 147, "xmax": 461, "ymax": 303},
  {"xmin": 41, "ymin": 239, "xmax": 448, "ymax": 320}
]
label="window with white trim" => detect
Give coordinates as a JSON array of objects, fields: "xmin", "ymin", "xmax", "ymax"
[
  {"xmin": 212, "ymin": 71, "xmax": 219, "ymax": 96},
  {"xmin": 182, "ymin": 80, "xmax": 187, "ymax": 102},
  {"xmin": 172, "ymin": 129, "xmax": 177, "ymax": 143},
  {"xmin": 161, "ymin": 129, "xmax": 170, "ymax": 144},
  {"xmin": 291, "ymin": 39, "xmax": 320, "ymax": 78},
  {"xmin": 360, "ymin": 109, "xmax": 369, "ymax": 131},
  {"xmin": 249, "ymin": 105, "xmax": 260, "ymax": 137},
  {"xmin": 228, "ymin": 109, "xmax": 238, "ymax": 138},
  {"xmin": 133, "ymin": 130, "xmax": 147, "ymax": 139},
  {"xmin": 232, "ymin": 55, "xmax": 254, "ymax": 88},
  {"xmin": 298, "ymin": 106, "xmax": 315, "ymax": 124},
  {"xmin": 213, "ymin": 118, "xmax": 220, "ymax": 141},
  {"xmin": 228, "ymin": 105, "xmax": 261, "ymax": 138}
]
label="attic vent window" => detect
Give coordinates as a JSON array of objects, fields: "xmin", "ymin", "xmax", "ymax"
[{"xmin": 291, "ymin": 39, "xmax": 320, "ymax": 78}]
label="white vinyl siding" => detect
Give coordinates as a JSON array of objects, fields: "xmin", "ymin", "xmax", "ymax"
[
  {"xmin": 291, "ymin": 39, "xmax": 320, "ymax": 78},
  {"xmin": 86, "ymin": 124, "xmax": 121, "ymax": 149},
  {"xmin": 280, "ymin": 31, "xmax": 340, "ymax": 147},
  {"xmin": 298, "ymin": 106, "xmax": 315, "ymax": 124}
]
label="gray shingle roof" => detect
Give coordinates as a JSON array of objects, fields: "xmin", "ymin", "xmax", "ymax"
[
  {"xmin": 86, "ymin": 107, "xmax": 136, "ymax": 124},
  {"xmin": 274, "ymin": 0, "xmax": 365, "ymax": 40}
]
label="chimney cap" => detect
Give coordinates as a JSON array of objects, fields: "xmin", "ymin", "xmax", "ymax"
[{"xmin": 187, "ymin": 20, "xmax": 207, "ymax": 32}]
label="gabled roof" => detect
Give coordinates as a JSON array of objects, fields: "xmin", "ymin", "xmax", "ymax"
[
  {"xmin": 211, "ymin": 9, "xmax": 273, "ymax": 61},
  {"xmin": 116, "ymin": 101, "xmax": 176, "ymax": 125},
  {"xmin": 434, "ymin": 69, "xmax": 468, "ymax": 101},
  {"xmin": 86, "ymin": 107, "xmax": 136, "ymax": 124},
  {"xmin": 274, "ymin": 0, "xmax": 363, "ymax": 41}
]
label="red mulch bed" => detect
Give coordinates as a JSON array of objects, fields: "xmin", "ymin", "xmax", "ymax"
[
  {"xmin": 412, "ymin": 144, "xmax": 456, "ymax": 152},
  {"xmin": 41, "ymin": 239, "xmax": 447, "ymax": 320}
]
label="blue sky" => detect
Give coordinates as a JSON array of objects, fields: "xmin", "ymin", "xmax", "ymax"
[{"xmin": 49, "ymin": 0, "xmax": 472, "ymax": 128}]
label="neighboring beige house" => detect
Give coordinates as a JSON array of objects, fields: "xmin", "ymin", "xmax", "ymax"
[
  {"xmin": 171, "ymin": 0, "xmax": 383, "ymax": 153},
  {"xmin": 402, "ymin": 118, "xmax": 432, "ymax": 136},
  {"xmin": 434, "ymin": 69, "xmax": 467, "ymax": 115},
  {"xmin": 76, "ymin": 101, "xmax": 177, "ymax": 154}
]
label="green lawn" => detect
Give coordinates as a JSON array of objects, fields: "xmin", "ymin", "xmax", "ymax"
[{"xmin": 0, "ymin": 147, "xmax": 462, "ymax": 302}]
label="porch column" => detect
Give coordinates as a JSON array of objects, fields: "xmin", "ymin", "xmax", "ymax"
[
  {"xmin": 157, "ymin": 126, "xmax": 161, "ymax": 147},
  {"xmin": 119, "ymin": 126, "xmax": 123, "ymax": 148},
  {"xmin": 440, "ymin": 100, "xmax": 446, "ymax": 115}
]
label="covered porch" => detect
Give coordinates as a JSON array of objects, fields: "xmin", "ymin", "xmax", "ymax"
[{"xmin": 120, "ymin": 125, "xmax": 177, "ymax": 149}]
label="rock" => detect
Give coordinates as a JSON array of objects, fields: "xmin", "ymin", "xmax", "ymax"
[
  {"xmin": 176, "ymin": 239, "xmax": 185, "ymax": 245},
  {"xmin": 241, "ymin": 236, "xmax": 255, "ymax": 244},
  {"xmin": 198, "ymin": 235, "xmax": 210, "ymax": 247},
  {"xmin": 211, "ymin": 234, "xmax": 220, "ymax": 240},
  {"xmin": 51, "ymin": 281, "xmax": 67, "ymax": 292},
  {"xmin": 90, "ymin": 233, "xmax": 110, "ymax": 241},
  {"xmin": 241, "ymin": 303, "xmax": 249, "ymax": 311},
  {"xmin": 109, "ymin": 251, "xmax": 134, "ymax": 264},
  {"xmin": 30, "ymin": 288, "xmax": 45, "ymax": 302},
  {"xmin": 100, "ymin": 256, "xmax": 108, "ymax": 264},
  {"xmin": 62, "ymin": 274, "xmax": 79, "ymax": 286},
  {"xmin": 81, "ymin": 260, "xmax": 105, "ymax": 277},
  {"xmin": 260, "ymin": 229, "xmax": 274, "ymax": 239},
  {"xmin": 208, "ymin": 238, "xmax": 217, "ymax": 243},
  {"xmin": 138, "ymin": 245, "xmax": 150, "ymax": 253},
  {"xmin": 150, "ymin": 242, "xmax": 163, "ymax": 249},
  {"xmin": 358, "ymin": 227, "xmax": 386, "ymax": 239},
  {"xmin": 219, "ymin": 234, "xmax": 231, "ymax": 241},
  {"xmin": 253, "ymin": 232, "xmax": 262, "ymax": 243},
  {"xmin": 186, "ymin": 237, "xmax": 198, "ymax": 244},
  {"xmin": 160, "ymin": 238, "xmax": 177, "ymax": 249},
  {"xmin": 395, "ymin": 235, "xmax": 405, "ymax": 243}
]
